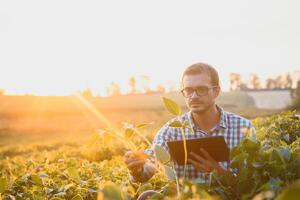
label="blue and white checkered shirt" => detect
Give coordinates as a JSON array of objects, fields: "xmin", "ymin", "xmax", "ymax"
[{"xmin": 143, "ymin": 105, "xmax": 256, "ymax": 182}]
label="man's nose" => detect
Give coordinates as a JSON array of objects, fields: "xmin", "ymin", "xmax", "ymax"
[{"xmin": 190, "ymin": 90, "xmax": 199, "ymax": 98}]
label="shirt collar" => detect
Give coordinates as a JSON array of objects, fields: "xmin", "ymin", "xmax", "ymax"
[
  {"xmin": 218, "ymin": 105, "xmax": 227, "ymax": 129},
  {"xmin": 187, "ymin": 104, "xmax": 227, "ymax": 132}
]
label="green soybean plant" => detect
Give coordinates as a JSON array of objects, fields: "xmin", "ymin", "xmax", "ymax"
[{"xmin": 151, "ymin": 97, "xmax": 193, "ymax": 196}]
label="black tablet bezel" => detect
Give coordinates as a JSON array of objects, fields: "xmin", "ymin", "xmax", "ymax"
[{"xmin": 166, "ymin": 136, "xmax": 230, "ymax": 164}]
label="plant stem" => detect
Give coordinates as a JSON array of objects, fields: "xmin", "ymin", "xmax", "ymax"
[
  {"xmin": 172, "ymin": 162, "xmax": 181, "ymax": 197},
  {"xmin": 133, "ymin": 128, "xmax": 152, "ymax": 147},
  {"xmin": 180, "ymin": 127, "xmax": 187, "ymax": 179}
]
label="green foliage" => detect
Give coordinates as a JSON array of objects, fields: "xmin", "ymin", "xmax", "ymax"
[
  {"xmin": 208, "ymin": 111, "xmax": 300, "ymax": 200},
  {"xmin": 0, "ymin": 111, "xmax": 300, "ymax": 200}
]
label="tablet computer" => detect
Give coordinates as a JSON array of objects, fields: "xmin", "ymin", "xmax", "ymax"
[{"xmin": 166, "ymin": 136, "xmax": 229, "ymax": 165}]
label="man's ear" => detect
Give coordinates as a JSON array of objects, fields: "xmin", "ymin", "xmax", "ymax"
[{"xmin": 213, "ymin": 86, "xmax": 221, "ymax": 98}]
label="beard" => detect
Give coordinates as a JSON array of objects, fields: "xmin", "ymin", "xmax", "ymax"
[{"xmin": 188, "ymin": 100, "xmax": 214, "ymax": 114}]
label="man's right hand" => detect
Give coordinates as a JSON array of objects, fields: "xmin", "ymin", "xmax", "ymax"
[{"xmin": 124, "ymin": 151, "xmax": 149, "ymax": 176}]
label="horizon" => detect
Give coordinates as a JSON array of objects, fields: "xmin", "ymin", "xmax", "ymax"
[{"xmin": 0, "ymin": 69, "xmax": 299, "ymax": 96}]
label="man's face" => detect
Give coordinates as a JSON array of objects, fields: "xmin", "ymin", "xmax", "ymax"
[{"xmin": 182, "ymin": 74, "xmax": 220, "ymax": 114}]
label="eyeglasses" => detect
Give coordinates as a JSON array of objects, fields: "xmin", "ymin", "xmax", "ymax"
[{"xmin": 181, "ymin": 86, "xmax": 218, "ymax": 97}]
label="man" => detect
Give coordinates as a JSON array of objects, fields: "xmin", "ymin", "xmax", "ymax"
[{"xmin": 124, "ymin": 62, "xmax": 255, "ymax": 183}]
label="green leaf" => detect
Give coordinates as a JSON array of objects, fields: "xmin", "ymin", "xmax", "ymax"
[
  {"xmin": 136, "ymin": 183, "xmax": 153, "ymax": 195},
  {"xmin": 237, "ymin": 178, "xmax": 255, "ymax": 195},
  {"xmin": 88, "ymin": 133, "xmax": 101, "ymax": 145},
  {"xmin": 39, "ymin": 172, "xmax": 49, "ymax": 178},
  {"xmin": 162, "ymin": 97, "xmax": 181, "ymax": 116},
  {"xmin": 279, "ymin": 147, "xmax": 291, "ymax": 161},
  {"xmin": 63, "ymin": 183, "xmax": 74, "ymax": 192},
  {"xmin": 0, "ymin": 177, "xmax": 8, "ymax": 193},
  {"xmin": 169, "ymin": 120, "xmax": 183, "ymax": 128},
  {"xmin": 283, "ymin": 134, "xmax": 290, "ymax": 143},
  {"xmin": 275, "ymin": 180, "xmax": 300, "ymax": 200},
  {"xmin": 100, "ymin": 182, "xmax": 123, "ymax": 200},
  {"xmin": 136, "ymin": 122, "xmax": 154, "ymax": 129},
  {"xmin": 241, "ymin": 138, "xmax": 260, "ymax": 152},
  {"xmin": 67, "ymin": 167, "xmax": 80, "ymax": 182},
  {"xmin": 230, "ymin": 146, "xmax": 241, "ymax": 160},
  {"xmin": 54, "ymin": 192, "xmax": 66, "ymax": 197},
  {"xmin": 154, "ymin": 145, "xmax": 170, "ymax": 164},
  {"xmin": 71, "ymin": 194, "xmax": 83, "ymax": 200},
  {"xmin": 269, "ymin": 148, "xmax": 285, "ymax": 164},
  {"xmin": 31, "ymin": 174, "xmax": 43, "ymax": 186},
  {"xmin": 182, "ymin": 121, "xmax": 192, "ymax": 130},
  {"xmin": 252, "ymin": 161, "xmax": 264, "ymax": 169},
  {"xmin": 164, "ymin": 165, "xmax": 176, "ymax": 180},
  {"xmin": 5, "ymin": 195, "xmax": 16, "ymax": 200},
  {"xmin": 230, "ymin": 152, "xmax": 247, "ymax": 169},
  {"xmin": 124, "ymin": 128, "xmax": 134, "ymax": 139},
  {"xmin": 259, "ymin": 177, "xmax": 283, "ymax": 193}
]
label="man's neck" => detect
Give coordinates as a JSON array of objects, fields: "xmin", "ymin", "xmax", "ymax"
[{"xmin": 191, "ymin": 104, "xmax": 221, "ymax": 133}]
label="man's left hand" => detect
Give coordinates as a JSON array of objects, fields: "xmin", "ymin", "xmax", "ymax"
[{"xmin": 188, "ymin": 148, "xmax": 228, "ymax": 174}]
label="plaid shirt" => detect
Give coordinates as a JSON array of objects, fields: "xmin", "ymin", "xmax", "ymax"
[{"xmin": 143, "ymin": 105, "xmax": 256, "ymax": 182}]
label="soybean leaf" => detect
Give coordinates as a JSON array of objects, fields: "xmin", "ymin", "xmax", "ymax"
[
  {"xmin": 275, "ymin": 180, "xmax": 300, "ymax": 200},
  {"xmin": 279, "ymin": 147, "xmax": 291, "ymax": 161},
  {"xmin": 63, "ymin": 183, "xmax": 74, "ymax": 192},
  {"xmin": 136, "ymin": 183, "xmax": 153, "ymax": 195},
  {"xmin": 241, "ymin": 138, "xmax": 260, "ymax": 152},
  {"xmin": 162, "ymin": 97, "xmax": 181, "ymax": 116},
  {"xmin": 100, "ymin": 182, "xmax": 123, "ymax": 200},
  {"xmin": 39, "ymin": 172, "xmax": 49, "ymax": 178},
  {"xmin": 169, "ymin": 120, "xmax": 182, "ymax": 128},
  {"xmin": 124, "ymin": 128, "xmax": 134, "ymax": 139},
  {"xmin": 67, "ymin": 167, "xmax": 80, "ymax": 182},
  {"xmin": 31, "ymin": 174, "xmax": 43, "ymax": 186},
  {"xmin": 137, "ymin": 122, "xmax": 154, "ymax": 129},
  {"xmin": 164, "ymin": 165, "xmax": 176, "ymax": 180},
  {"xmin": 154, "ymin": 145, "xmax": 170, "ymax": 164},
  {"xmin": 88, "ymin": 133, "xmax": 101, "ymax": 145},
  {"xmin": 269, "ymin": 149, "xmax": 285, "ymax": 164},
  {"xmin": 0, "ymin": 177, "xmax": 8, "ymax": 193},
  {"xmin": 71, "ymin": 194, "xmax": 83, "ymax": 200}
]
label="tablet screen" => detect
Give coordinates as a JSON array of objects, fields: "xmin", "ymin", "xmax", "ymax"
[{"xmin": 166, "ymin": 136, "xmax": 230, "ymax": 164}]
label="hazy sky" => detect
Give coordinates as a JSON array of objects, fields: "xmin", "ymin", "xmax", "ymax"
[{"xmin": 0, "ymin": 0, "xmax": 299, "ymax": 95}]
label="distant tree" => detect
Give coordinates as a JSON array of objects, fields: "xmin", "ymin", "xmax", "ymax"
[
  {"xmin": 140, "ymin": 75, "xmax": 151, "ymax": 93},
  {"xmin": 249, "ymin": 74, "xmax": 261, "ymax": 89},
  {"xmin": 156, "ymin": 84, "xmax": 166, "ymax": 93},
  {"xmin": 240, "ymin": 83, "xmax": 248, "ymax": 90},
  {"xmin": 128, "ymin": 76, "xmax": 137, "ymax": 94},
  {"xmin": 275, "ymin": 75, "xmax": 285, "ymax": 89},
  {"xmin": 106, "ymin": 82, "xmax": 121, "ymax": 96},
  {"xmin": 81, "ymin": 88, "xmax": 93, "ymax": 98},
  {"xmin": 266, "ymin": 78, "xmax": 276, "ymax": 89},
  {"xmin": 284, "ymin": 73, "xmax": 293, "ymax": 89},
  {"xmin": 230, "ymin": 73, "xmax": 242, "ymax": 91},
  {"xmin": 290, "ymin": 79, "xmax": 300, "ymax": 110}
]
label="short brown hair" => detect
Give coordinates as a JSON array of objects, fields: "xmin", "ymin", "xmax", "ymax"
[{"xmin": 181, "ymin": 62, "xmax": 220, "ymax": 87}]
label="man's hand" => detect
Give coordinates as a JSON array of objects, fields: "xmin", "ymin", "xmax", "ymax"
[
  {"xmin": 188, "ymin": 148, "xmax": 228, "ymax": 174},
  {"xmin": 124, "ymin": 151, "xmax": 149, "ymax": 176}
]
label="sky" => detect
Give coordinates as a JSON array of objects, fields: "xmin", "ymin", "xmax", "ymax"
[{"xmin": 0, "ymin": 0, "xmax": 299, "ymax": 96}]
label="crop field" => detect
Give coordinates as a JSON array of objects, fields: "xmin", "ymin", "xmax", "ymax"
[{"xmin": 0, "ymin": 94, "xmax": 299, "ymax": 200}]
